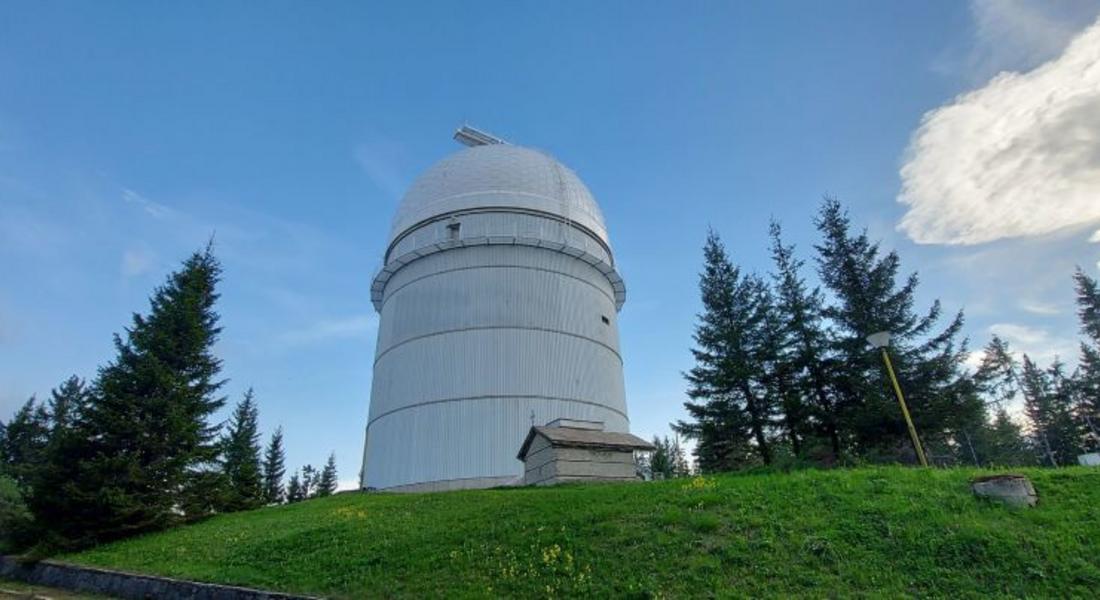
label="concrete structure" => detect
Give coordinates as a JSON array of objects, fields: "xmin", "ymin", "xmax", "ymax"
[
  {"xmin": 517, "ymin": 420, "xmax": 653, "ymax": 486},
  {"xmin": 1078, "ymin": 453, "xmax": 1100, "ymax": 467},
  {"xmin": 360, "ymin": 127, "xmax": 630, "ymax": 492},
  {"xmin": 0, "ymin": 556, "xmax": 317, "ymax": 600}
]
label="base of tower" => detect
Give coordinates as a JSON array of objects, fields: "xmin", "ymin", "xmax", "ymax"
[{"xmin": 370, "ymin": 474, "xmax": 522, "ymax": 493}]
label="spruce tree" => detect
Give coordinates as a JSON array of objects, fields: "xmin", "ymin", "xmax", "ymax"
[
  {"xmin": 317, "ymin": 453, "xmax": 338, "ymax": 497},
  {"xmin": 1045, "ymin": 360, "xmax": 1084, "ymax": 463},
  {"xmin": 1021, "ymin": 356, "xmax": 1081, "ymax": 466},
  {"xmin": 29, "ymin": 245, "xmax": 227, "ymax": 545},
  {"xmin": 979, "ymin": 408, "xmax": 1036, "ymax": 467},
  {"xmin": 48, "ymin": 376, "xmax": 88, "ymax": 433},
  {"xmin": 768, "ymin": 220, "xmax": 839, "ymax": 460},
  {"xmin": 760, "ymin": 290, "xmax": 805, "ymax": 457},
  {"xmin": 968, "ymin": 336, "xmax": 1032, "ymax": 466},
  {"xmin": 301, "ymin": 464, "xmax": 317, "ymax": 498},
  {"xmin": 669, "ymin": 435, "xmax": 690, "ymax": 476},
  {"xmin": 974, "ymin": 336, "xmax": 1019, "ymax": 409},
  {"xmin": 0, "ymin": 472, "xmax": 35, "ymax": 551},
  {"xmin": 286, "ymin": 472, "xmax": 304, "ymax": 503},
  {"xmin": 814, "ymin": 198, "xmax": 978, "ymax": 462},
  {"xmin": 649, "ymin": 437, "xmax": 673, "ymax": 479},
  {"xmin": 0, "ymin": 397, "xmax": 50, "ymax": 487},
  {"xmin": 262, "ymin": 427, "xmax": 287, "ymax": 504},
  {"xmin": 221, "ymin": 388, "xmax": 264, "ymax": 510},
  {"xmin": 1073, "ymin": 268, "xmax": 1100, "ymax": 449},
  {"xmin": 675, "ymin": 231, "xmax": 776, "ymax": 470}
]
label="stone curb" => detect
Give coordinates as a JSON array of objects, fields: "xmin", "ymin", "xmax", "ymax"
[{"xmin": 0, "ymin": 555, "xmax": 321, "ymax": 600}]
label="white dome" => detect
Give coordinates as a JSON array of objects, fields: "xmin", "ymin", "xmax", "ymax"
[{"xmin": 390, "ymin": 144, "xmax": 608, "ymax": 246}]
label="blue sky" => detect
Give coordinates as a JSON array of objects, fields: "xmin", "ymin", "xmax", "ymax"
[{"xmin": 3, "ymin": 1, "xmax": 1100, "ymax": 486}]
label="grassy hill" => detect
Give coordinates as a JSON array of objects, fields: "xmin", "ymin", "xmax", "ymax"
[{"xmin": 61, "ymin": 467, "xmax": 1099, "ymax": 598}]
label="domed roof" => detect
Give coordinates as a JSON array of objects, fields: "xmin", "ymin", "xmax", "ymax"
[{"xmin": 390, "ymin": 144, "xmax": 608, "ymax": 245}]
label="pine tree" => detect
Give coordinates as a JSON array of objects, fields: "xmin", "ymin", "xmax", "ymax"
[
  {"xmin": 760, "ymin": 291, "xmax": 805, "ymax": 457},
  {"xmin": 814, "ymin": 198, "xmax": 978, "ymax": 462},
  {"xmin": 286, "ymin": 473, "xmax": 304, "ymax": 503},
  {"xmin": 669, "ymin": 435, "xmax": 691, "ymax": 477},
  {"xmin": 768, "ymin": 220, "xmax": 839, "ymax": 460},
  {"xmin": 1021, "ymin": 356, "xmax": 1082, "ymax": 466},
  {"xmin": 317, "ymin": 453, "xmax": 338, "ymax": 497},
  {"xmin": 1073, "ymin": 268, "xmax": 1100, "ymax": 449},
  {"xmin": 262, "ymin": 427, "xmax": 287, "ymax": 504},
  {"xmin": 0, "ymin": 472, "xmax": 35, "ymax": 551},
  {"xmin": 0, "ymin": 397, "xmax": 50, "ymax": 487},
  {"xmin": 221, "ymin": 388, "xmax": 264, "ymax": 511},
  {"xmin": 1046, "ymin": 360, "xmax": 1084, "ymax": 463},
  {"xmin": 675, "ymin": 231, "xmax": 777, "ymax": 470},
  {"xmin": 29, "ymin": 245, "xmax": 227, "ymax": 545},
  {"xmin": 649, "ymin": 436, "xmax": 673, "ymax": 479},
  {"xmin": 300, "ymin": 465, "xmax": 317, "ymax": 498},
  {"xmin": 974, "ymin": 336, "xmax": 1019, "ymax": 409},
  {"xmin": 978, "ymin": 408, "xmax": 1036, "ymax": 467},
  {"xmin": 967, "ymin": 336, "xmax": 1032, "ymax": 466}
]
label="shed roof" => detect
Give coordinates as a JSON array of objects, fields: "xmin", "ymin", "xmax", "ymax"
[{"xmin": 517, "ymin": 426, "xmax": 655, "ymax": 460}]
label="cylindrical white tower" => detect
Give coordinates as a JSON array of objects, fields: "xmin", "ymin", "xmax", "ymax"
[{"xmin": 360, "ymin": 134, "xmax": 628, "ymax": 492}]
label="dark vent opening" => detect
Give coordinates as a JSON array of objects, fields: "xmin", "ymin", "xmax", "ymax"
[{"xmin": 446, "ymin": 220, "xmax": 461, "ymax": 240}]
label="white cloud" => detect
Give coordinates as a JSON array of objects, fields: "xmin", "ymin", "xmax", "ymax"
[
  {"xmin": 899, "ymin": 18, "xmax": 1100, "ymax": 245},
  {"xmin": 1090, "ymin": 229, "xmax": 1100, "ymax": 243},
  {"xmin": 1019, "ymin": 300, "xmax": 1061, "ymax": 316}
]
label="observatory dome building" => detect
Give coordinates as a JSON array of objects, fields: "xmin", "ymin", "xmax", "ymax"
[{"xmin": 360, "ymin": 128, "xmax": 630, "ymax": 492}]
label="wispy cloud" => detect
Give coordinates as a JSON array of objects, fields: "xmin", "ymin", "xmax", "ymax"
[
  {"xmin": 899, "ymin": 17, "xmax": 1100, "ymax": 245},
  {"xmin": 989, "ymin": 322, "xmax": 1079, "ymax": 366},
  {"xmin": 970, "ymin": 0, "xmax": 1090, "ymax": 74},
  {"xmin": 122, "ymin": 188, "xmax": 175, "ymax": 220}
]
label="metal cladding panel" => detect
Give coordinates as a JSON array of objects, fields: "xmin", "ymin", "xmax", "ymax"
[
  {"xmin": 377, "ymin": 248, "xmax": 620, "ymax": 360},
  {"xmin": 363, "ymin": 398, "xmax": 629, "ymax": 490},
  {"xmin": 390, "ymin": 144, "xmax": 608, "ymax": 246},
  {"xmin": 388, "ymin": 210, "xmax": 612, "ymax": 266},
  {"xmin": 370, "ymin": 328, "xmax": 626, "ymax": 419},
  {"xmin": 384, "ymin": 244, "xmax": 616, "ymax": 302},
  {"xmin": 362, "ymin": 140, "xmax": 629, "ymax": 491}
]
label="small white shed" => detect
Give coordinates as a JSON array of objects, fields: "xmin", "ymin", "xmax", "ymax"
[{"xmin": 517, "ymin": 420, "xmax": 654, "ymax": 486}]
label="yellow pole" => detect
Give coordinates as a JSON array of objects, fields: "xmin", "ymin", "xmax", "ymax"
[{"xmin": 880, "ymin": 348, "xmax": 928, "ymax": 467}]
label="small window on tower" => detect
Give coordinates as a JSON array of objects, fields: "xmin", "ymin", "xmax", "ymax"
[
  {"xmin": 446, "ymin": 219, "xmax": 461, "ymax": 240},
  {"xmin": 601, "ymin": 315, "xmax": 610, "ymax": 325}
]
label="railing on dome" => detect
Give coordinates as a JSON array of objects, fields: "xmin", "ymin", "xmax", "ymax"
[{"xmin": 453, "ymin": 125, "xmax": 509, "ymax": 147}]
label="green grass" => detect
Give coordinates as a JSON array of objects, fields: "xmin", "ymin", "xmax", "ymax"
[{"xmin": 61, "ymin": 467, "xmax": 1100, "ymax": 598}]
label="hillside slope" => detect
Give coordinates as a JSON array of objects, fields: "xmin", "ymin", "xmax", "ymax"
[{"xmin": 63, "ymin": 467, "xmax": 1099, "ymax": 598}]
